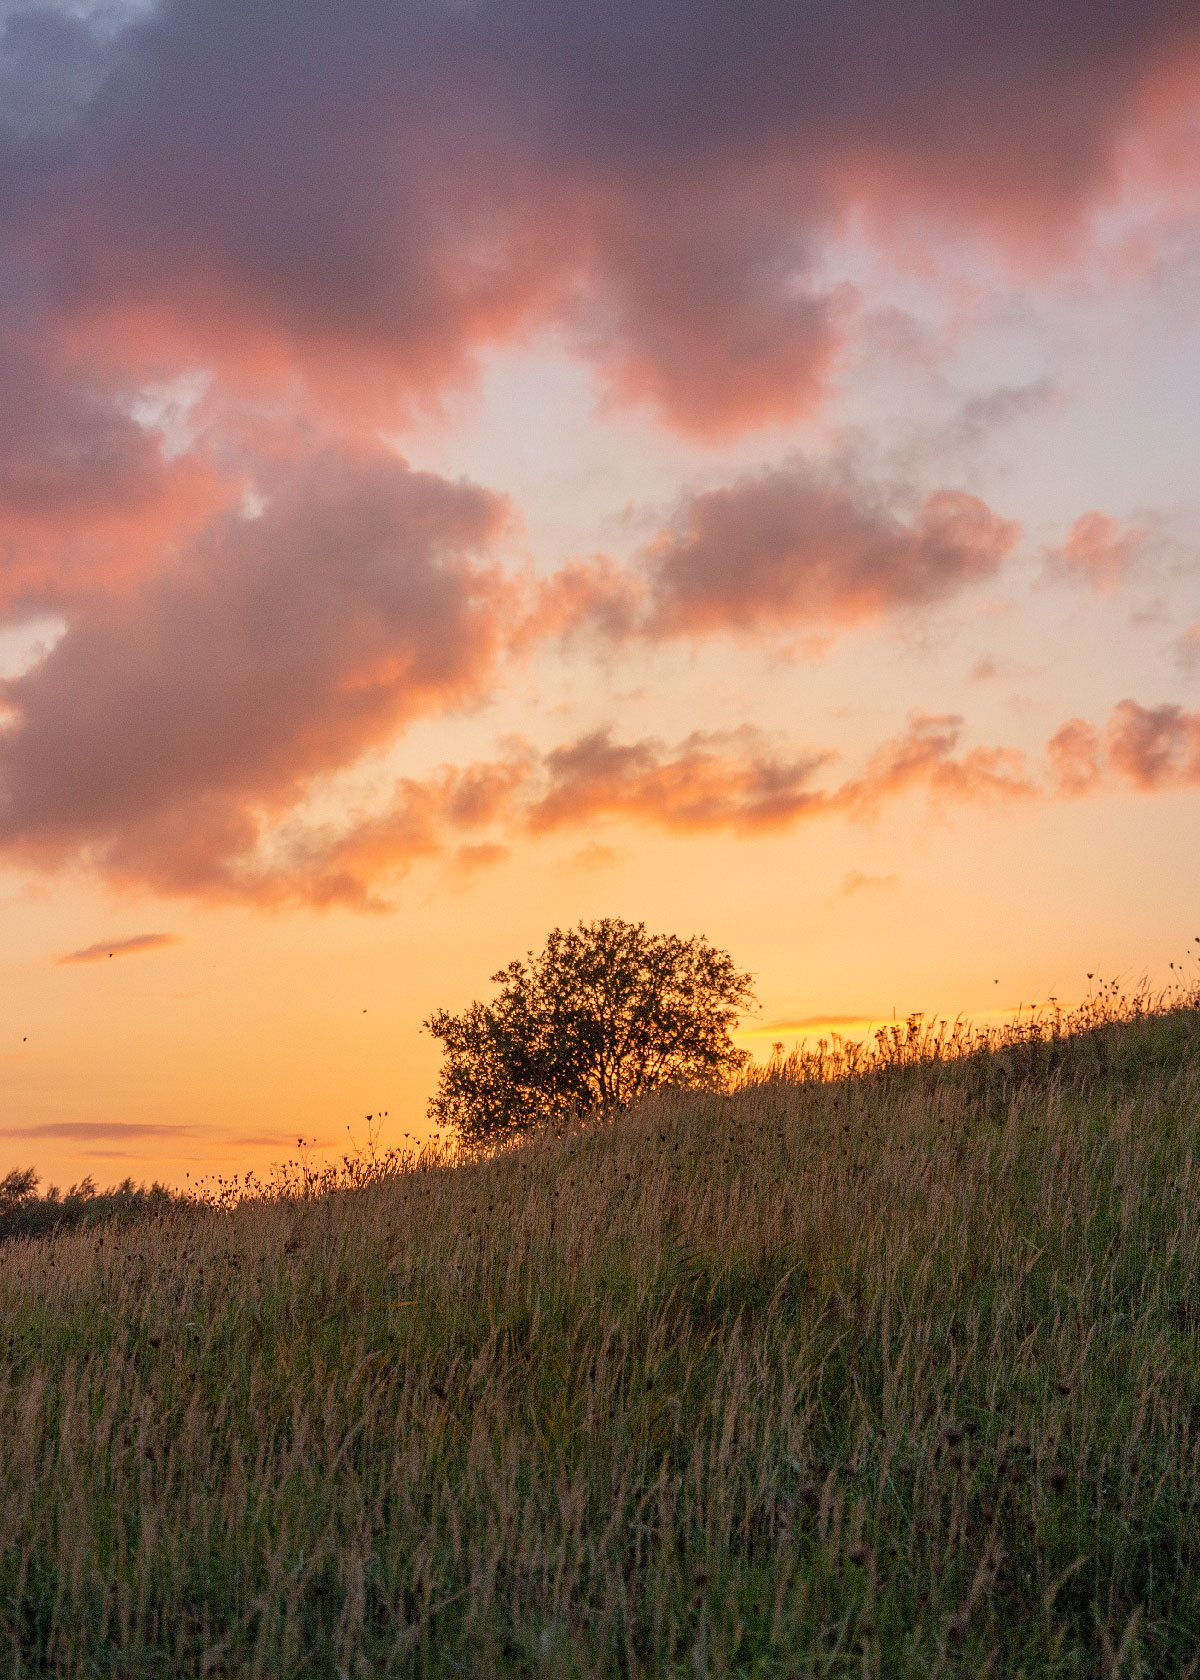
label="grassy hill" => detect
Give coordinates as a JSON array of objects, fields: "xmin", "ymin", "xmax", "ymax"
[{"xmin": 3, "ymin": 996, "xmax": 1200, "ymax": 1676}]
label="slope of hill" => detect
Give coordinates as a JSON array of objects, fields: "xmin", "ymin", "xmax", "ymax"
[{"xmin": 2, "ymin": 999, "xmax": 1200, "ymax": 1676}]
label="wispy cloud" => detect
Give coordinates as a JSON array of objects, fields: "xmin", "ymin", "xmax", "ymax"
[
  {"xmin": 969, "ymin": 653, "xmax": 1035, "ymax": 683},
  {"xmin": 948, "ymin": 379, "xmax": 1061, "ymax": 450},
  {"xmin": 737, "ymin": 1015, "xmax": 883, "ymax": 1039},
  {"xmin": 58, "ymin": 932, "xmax": 180, "ymax": 965},
  {"xmin": 840, "ymin": 870, "xmax": 900, "ymax": 896},
  {"xmin": 1175, "ymin": 621, "xmax": 1200, "ymax": 672},
  {"xmin": 0, "ymin": 1121, "xmax": 327, "ymax": 1151},
  {"xmin": 1047, "ymin": 512, "xmax": 1153, "ymax": 594},
  {"xmin": 0, "ymin": 1121, "xmax": 192, "ymax": 1141}
]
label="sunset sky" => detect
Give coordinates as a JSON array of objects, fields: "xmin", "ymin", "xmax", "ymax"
[{"xmin": 1, "ymin": 0, "xmax": 1199, "ymax": 1186}]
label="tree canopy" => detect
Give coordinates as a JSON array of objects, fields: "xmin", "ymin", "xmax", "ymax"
[{"xmin": 424, "ymin": 918, "xmax": 756, "ymax": 1140}]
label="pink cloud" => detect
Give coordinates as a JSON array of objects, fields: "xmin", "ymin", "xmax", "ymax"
[
  {"xmin": 641, "ymin": 469, "xmax": 1019, "ymax": 636},
  {"xmin": 0, "ymin": 0, "xmax": 1195, "ymax": 445},
  {"xmin": 1046, "ymin": 717, "xmax": 1106, "ymax": 797},
  {"xmin": 0, "ymin": 3, "xmax": 1195, "ymax": 913},
  {"xmin": 527, "ymin": 727, "xmax": 832, "ymax": 835},
  {"xmin": 1049, "ymin": 511, "xmax": 1151, "ymax": 593},
  {"xmin": 533, "ymin": 464, "xmax": 1022, "ymax": 647},
  {"xmin": 1106, "ymin": 698, "xmax": 1200, "ymax": 788},
  {"xmin": 523, "ymin": 555, "xmax": 645, "ymax": 646},
  {"xmin": 0, "ymin": 447, "xmax": 512, "ymax": 899},
  {"xmin": 834, "ymin": 714, "xmax": 1037, "ymax": 813},
  {"xmin": 2, "ymin": 676, "xmax": 1195, "ymax": 905},
  {"xmin": 1048, "ymin": 700, "xmax": 1200, "ymax": 794},
  {"xmin": 0, "ymin": 333, "xmax": 223, "ymax": 611},
  {"xmin": 257, "ymin": 715, "xmax": 1031, "ymax": 905}
]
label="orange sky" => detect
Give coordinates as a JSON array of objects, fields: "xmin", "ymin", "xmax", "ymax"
[{"xmin": 0, "ymin": 0, "xmax": 1198, "ymax": 1187}]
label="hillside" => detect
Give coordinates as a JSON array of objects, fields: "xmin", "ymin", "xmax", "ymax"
[{"xmin": 2, "ymin": 1000, "xmax": 1200, "ymax": 1676}]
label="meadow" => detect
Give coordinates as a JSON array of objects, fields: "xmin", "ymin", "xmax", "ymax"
[{"xmin": 3, "ymin": 988, "xmax": 1200, "ymax": 1676}]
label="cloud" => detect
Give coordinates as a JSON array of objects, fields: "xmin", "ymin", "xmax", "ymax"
[
  {"xmin": 527, "ymin": 726, "xmax": 833, "ymax": 834},
  {"xmin": 58, "ymin": 931, "xmax": 179, "ymax": 964},
  {"xmin": 969, "ymin": 653, "xmax": 1034, "ymax": 683},
  {"xmin": 1175, "ymin": 620, "xmax": 1200, "ymax": 671},
  {"xmin": 1105, "ymin": 698, "xmax": 1200, "ymax": 788},
  {"xmin": 522, "ymin": 556, "xmax": 645, "ymax": 646},
  {"xmin": 0, "ymin": 0, "xmax": 1194, "ymax": 445},
  {"xmin": 836, "ymin": 714, "xmax": 1037, "ymax": 813},
  {"xmin": 7, "ymin": 679, "xmax": 1194, "ymax": 904},
  {"xmin": 1047, "ymin": 699, "xmax": 1200, "ymax": 794},
  {"xmin": 0, "ymin": 1120, "xmax": 192, "ymax": 1141},
  {"xmin": 0, "ymin": 447, "xmax": 512, "ymax": 899},
  {"xmin": 546, "ymin": 463, "xmax": 1021, "ymax": 644},
  {"xmin": 643, "ymin": 467, "xmax": 1019, "ymax": 637},
  {"xmin": 448, "ymin": 842, "xmax": 510, "ymax": 878},
  {"xmin": 1048, "ymin": 511, "xmax": 1151, "ymax": 593},
  {"xmin": 840, "ymin": 870, "xmax": 900, "ymax": 896},
  {"xmin": 743, "ymin": 1015, "xmax": 878, "ymax": 1037},
  {"xmin": 275, "ymin": 751, "xmax": 535, "ymax": 909},
  {"xmin": 0, "ymin": 332, "xmax": 221, "ymax": 612},
  {"xmin": 1046, "ymin": 717, "xmax": 1105, "ymax": 797},
  {"xmin": 520, "ymin": 712, "xmax": 1031, "ymax": 841},
  {"xmin": 948, "ymin": 379, "xmax": 1062, "ymax": 451}
]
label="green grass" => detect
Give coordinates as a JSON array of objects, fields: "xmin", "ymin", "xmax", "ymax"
[{"xmin": 3, "ymin": 995, "xmax": 1200, "ymax": 1675}]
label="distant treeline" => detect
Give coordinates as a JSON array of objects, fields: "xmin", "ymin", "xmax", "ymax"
[{"xmin": 0, "ymin": 1168, "xmax": 185, "ymax": 1245}]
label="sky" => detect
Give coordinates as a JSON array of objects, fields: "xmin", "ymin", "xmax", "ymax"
[{"xmin": 1, "ymin": 0, "xmax": 1199, "ymax": 1188}]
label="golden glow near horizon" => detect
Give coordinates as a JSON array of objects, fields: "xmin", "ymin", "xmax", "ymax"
[
  {"xmin": 0, "ymin": 3, "xmax": 1198, "ymax": 1189},
  {"xmin": 5, "ymin": 800, "xmax": 1198, "ymax": 1189}
]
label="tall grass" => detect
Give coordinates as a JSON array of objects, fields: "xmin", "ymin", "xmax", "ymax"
[{"xmin": 3, "ymin": 990, "xmax": 1200, "ymax": 1675}]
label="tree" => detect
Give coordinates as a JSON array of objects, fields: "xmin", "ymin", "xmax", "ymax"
[{"xmin": 424, "ymin": 917, "xmax": 756, "ymax": 1140}]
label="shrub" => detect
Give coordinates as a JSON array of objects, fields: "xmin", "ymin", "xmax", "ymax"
[{"xmin": 0, "ymin": 1167, "xmax": 182, "ymax": 1245}]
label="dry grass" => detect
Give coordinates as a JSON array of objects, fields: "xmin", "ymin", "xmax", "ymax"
[{"xmin": 3, "ymin": 992, "xmax": 1200, "ymax": 1675}]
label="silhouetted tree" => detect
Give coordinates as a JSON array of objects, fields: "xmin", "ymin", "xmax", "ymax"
[{"xmin": 424, "ymin": 918, "xmax": 756, "ymax": 1139}]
